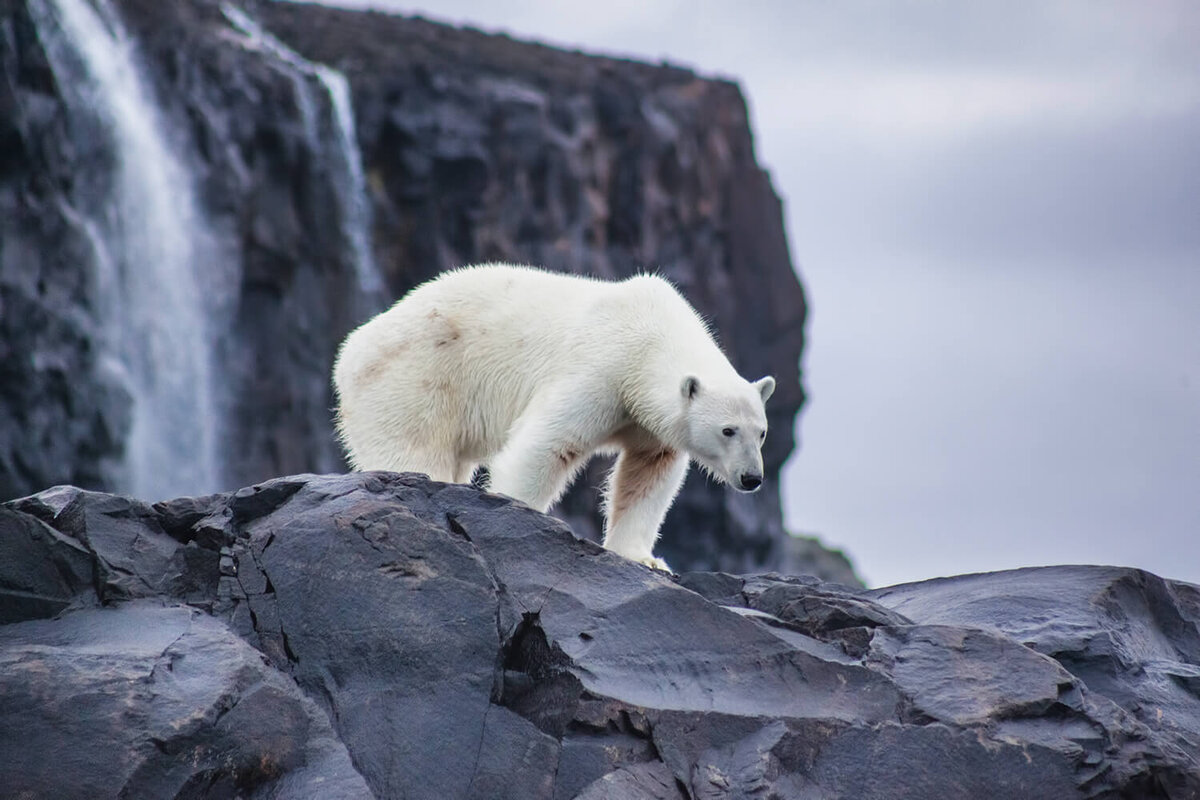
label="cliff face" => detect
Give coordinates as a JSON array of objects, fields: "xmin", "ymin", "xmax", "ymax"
[
  {"xmin": 3, "ymin": 473, "xmax": 1198, "ymax": 798},
  {"xmin": 0, "ymin": 0, "xmax": 809, "ymax": 573},
  {"xmin": 251, "ymin": 2, "xmax": 809, "ymax": 572},
  {"xmin": 2, "ymin": 0, "xmax": 378, "ymax": 499}
]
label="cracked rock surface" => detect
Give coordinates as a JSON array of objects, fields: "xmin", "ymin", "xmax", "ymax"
[{"xmin": 3, "ymin": 472, "xmax": 1199, "ymax": 798}]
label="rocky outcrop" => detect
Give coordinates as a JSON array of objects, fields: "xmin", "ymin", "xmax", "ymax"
[
  {"xmin": 1, "ymin": 0, "xmax": 807, "ymax": 573},
  {"xmin": 3, "ymin": 473, "xmax": 1198, "ymax": 798}
]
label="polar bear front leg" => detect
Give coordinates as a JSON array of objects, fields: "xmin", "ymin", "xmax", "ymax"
[
  {"xmin": 487, "ymin": 407, "xmax": 591, "ymax": 513},
  {"xmin": 602, "ymin": 448, "xmax": 689, "ymax": 572}
]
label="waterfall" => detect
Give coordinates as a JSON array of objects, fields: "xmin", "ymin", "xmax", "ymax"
[
  {"xmin": 222, "ymin": 4, "xmax": 385, "ymax": 301},
  {"xmin": 29, "ymin": 0, "xmax": 222, "ymax": 500},
  {"xmin": 318, "ymin": 67, "xmax": 384, "ymax": 298}
]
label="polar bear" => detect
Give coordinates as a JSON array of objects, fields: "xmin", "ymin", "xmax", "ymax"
[{"xmin": 332, "ymin": 263, "xmax": 774, "ymax": 571}]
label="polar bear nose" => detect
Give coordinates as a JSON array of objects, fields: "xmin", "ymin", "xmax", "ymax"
[{"xmin": 740, "ymin": 474, "xmax": 762, "ymax": 491}]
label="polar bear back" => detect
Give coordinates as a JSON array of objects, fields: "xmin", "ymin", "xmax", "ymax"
[{"xmin": 333, "ymin": 263, "xmax": 736, "ymax": 470}]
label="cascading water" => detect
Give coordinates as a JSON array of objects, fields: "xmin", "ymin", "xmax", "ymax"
[
  {"xmin": 319, "ymin": 67, "xmax": 384, "ymax": 299},
  {"xmin": 222, "ymin": 4, "xmax": 385, "ymax": 303},
  {"xmin": 29, "ymin": 0, "xmax": 222, "ymax": 500}
]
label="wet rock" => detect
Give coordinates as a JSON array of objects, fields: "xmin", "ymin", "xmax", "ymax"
[
  {"xmin": 870, "ymin": 566, "xmax": 1200, "ymax": 794},
  {"xmin": 2, "ymin": 472, "xmax": 1197, "ymax": 798},
  {"xmin": 0, "ymin": 602, "xmax": 370, "ymax": 800}
]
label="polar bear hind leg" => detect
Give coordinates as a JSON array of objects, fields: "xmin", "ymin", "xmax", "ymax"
[{"xmin": 346, "ymin": 437, "xmax": 459, "ymax": 485}]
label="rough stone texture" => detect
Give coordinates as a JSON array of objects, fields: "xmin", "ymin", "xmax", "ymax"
[
  {"xmin": 870, "ymin": 567, "xmax": 1200, "ymax": 794},
  {"xmin": 0, "ymin": 0, "xmax": 134, "ymax": 495},
  {"xmin": 0, "ymin": 0, "xmax": 372, "ymax": 500},
  {"xmin": 3, "ymin": 472, "xmax": 1198, "ymax": 798},
  {"xmin": 0, "ymin": 603, "xmax": 372, "ymax": 800},
  {"xmin": 0, "ymin": 0, "xmax": 811, "ymax": 574}
]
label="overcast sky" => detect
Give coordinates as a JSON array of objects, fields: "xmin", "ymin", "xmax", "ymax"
[{"xmin": 316, "ymin": 0, "xmax": 1200, "ymax": 587}]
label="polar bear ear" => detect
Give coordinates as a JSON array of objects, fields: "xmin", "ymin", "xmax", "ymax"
[
  {"xmin": 681, "ymin": 376, "xmax": 701, "ymax": 400},
  {"xmin": 754, "ymin": 376, "xmax": 776, "ymax": 403}
]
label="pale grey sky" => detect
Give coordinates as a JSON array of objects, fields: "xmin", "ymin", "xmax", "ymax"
[{"xmin": 314, "ymin": 0, "xmax": 1200, "ymax": 587}]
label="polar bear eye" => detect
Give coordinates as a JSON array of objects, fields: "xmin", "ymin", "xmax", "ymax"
[{"xmin": 722, "ymin": 427, "xmax": 736, "ymax": 438}]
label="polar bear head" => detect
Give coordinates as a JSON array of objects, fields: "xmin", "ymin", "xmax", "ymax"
[{"xmin": 681, "ymin": 374, "xmax": 776, "ymax": 492}]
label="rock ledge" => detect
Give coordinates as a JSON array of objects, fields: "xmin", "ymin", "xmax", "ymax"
[{"xmin": 2, "ymin": 472, "xmax": 1198, "ymax": 798}]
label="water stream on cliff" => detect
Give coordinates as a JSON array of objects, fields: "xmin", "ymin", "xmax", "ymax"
[
  {"xmin": 222, "ymin": 4, "xmax": 385, "ymax": 303},
  {"xmin": 29, "ymin": 0, "xmax": 222, "ymax": 500}
]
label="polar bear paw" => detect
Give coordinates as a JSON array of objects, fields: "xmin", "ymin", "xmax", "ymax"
[{"xmin": 635, "ymin": 554, "xmax": 673, "ymax": 573}]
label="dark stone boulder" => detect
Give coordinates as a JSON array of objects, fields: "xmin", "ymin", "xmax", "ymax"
[
  {"xmin": 2, "ymin": 472, "xmax": 1197, "ymax": 798},
  {"xmin": 0, "ymin": 602, "xmax": 371, "ymax": 799},
  {"xmin": 870, "ymin": 566, "xmax": 1200, "ymax": 794}
]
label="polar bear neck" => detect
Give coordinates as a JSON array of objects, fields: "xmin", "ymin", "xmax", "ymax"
[{"xmin": 613, "ymin": 276, "xmax": 743, "ymax": 447}]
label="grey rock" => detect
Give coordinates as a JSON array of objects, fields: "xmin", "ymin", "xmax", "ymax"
[
  {"xmin": 0, "ymin": 601, "xmax": 370, "ymax": 800},
  {"xmin": 573, "ymin": 761, "xmax": 684, "ymax": 800},
  {"xmin": 3, "ymin": 472, "xmax": 1197, "ymax": 798},
  {"xmin": 0, "ymin": 504, "xmax": 94, "ymax": 622},
  {"xmin": 9, "ymin": 485, "xmax": 225, "ymax": 607},
  {"xmin": 777, "ymin": 532, "xmax": 864, "ymax": 586},
  {"xmin": 870, "ymin": 566, "xmax": 1200, "ymax": 794}
]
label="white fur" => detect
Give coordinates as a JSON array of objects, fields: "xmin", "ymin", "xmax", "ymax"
[{"xmin": 332, "ymin": 263, "xmax": 774, "ymax": 571}]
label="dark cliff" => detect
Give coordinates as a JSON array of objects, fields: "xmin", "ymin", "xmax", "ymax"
[{"xmin": 0, "ymin": 0, "xmax": 812, "ymax": 574}]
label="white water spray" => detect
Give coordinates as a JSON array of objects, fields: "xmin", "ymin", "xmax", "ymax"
[
  {"xmin": 30, "ymin": 0, "xmax": 222, "ymax": 500},
  {"xmin": 222, "ymin": 4, "xmax": 384, "ymax": 298},
  {"xmin": 319, "ymin": 67, "xmax": 383, "ymax": 297}
]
